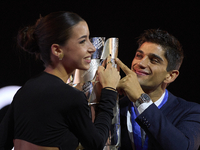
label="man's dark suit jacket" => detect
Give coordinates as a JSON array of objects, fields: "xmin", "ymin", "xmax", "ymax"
[{"xmin": 119, "ymin": 91, "xmax": 200, "ymax": 150}]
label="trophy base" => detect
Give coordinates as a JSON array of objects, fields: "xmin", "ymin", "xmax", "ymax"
[{"xmin": 103, "ymin": 145, "xmax": 119, "ymax": 150}]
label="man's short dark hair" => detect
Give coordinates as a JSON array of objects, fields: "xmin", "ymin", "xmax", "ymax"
[{"xmin": 137, "ymin": 29, "xmax": 184, "ymax": 71}]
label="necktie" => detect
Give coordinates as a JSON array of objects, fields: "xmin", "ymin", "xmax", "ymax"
[{"xmin": 130, "ymin": 90, "xmax": 168, "ymax": 150}]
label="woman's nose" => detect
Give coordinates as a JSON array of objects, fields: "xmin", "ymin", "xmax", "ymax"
[{"xmin": 88, "ymin": 41, "xmax": 96, "ymax": 53}]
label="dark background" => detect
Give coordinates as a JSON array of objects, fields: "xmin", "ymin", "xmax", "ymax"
[{"xmin": 0, "ymin": 1, "xmax": 200, "ymax": 104}]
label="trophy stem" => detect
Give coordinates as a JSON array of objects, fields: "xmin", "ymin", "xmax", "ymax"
[{"xmin": 76, "ymin": 143, "xmax": 84, "ymax": 150}]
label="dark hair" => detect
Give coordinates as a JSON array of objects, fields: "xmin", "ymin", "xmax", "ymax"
[
  {"xmin": 17, "ymin": 11, "xmax": 84, "ymax": 65},
  {"xmin": 137, "ymin": 29, "xmax": 184, "ymax": 71}
]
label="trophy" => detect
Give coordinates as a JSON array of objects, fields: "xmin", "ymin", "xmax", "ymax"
[{"xmin": 73, "ymin": 37, "xmax": 120, "ymax": 150}]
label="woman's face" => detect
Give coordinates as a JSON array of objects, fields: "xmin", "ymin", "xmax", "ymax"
[{"xmin": 61, "ymin": 21, "xmax": 95, "ymax": 72}]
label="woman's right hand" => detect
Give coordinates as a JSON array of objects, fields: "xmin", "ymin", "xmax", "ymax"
[{"xmin": 97, "ymin": 55, "xmax": 121, "ymax": 89}]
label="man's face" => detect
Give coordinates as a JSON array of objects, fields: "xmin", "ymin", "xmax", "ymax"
[{"xmin": 131, "ymin": 42, "xmax": 169, "ymax": 92}]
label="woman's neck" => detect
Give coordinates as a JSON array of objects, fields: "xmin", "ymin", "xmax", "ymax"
[{"xmin": 44, "ymin": 65, "xmax": 72, "ymax": 83}]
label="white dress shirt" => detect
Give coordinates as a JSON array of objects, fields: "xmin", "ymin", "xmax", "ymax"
[{"xmin": 127, "ymin": 91, "xmax": 166, "ymax": 149}]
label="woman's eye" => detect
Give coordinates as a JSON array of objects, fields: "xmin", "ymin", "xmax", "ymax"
[{"xmin": 79, "ymin": 40, "xmax": 86, "ymax": 44}]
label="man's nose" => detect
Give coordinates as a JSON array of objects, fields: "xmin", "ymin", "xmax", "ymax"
[{"xmin": 138, "ymin": 56, "xmax": 149, "ymax": 67}]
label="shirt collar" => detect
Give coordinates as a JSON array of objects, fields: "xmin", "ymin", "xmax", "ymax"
[{"xmin": 154, "ymin": 91, "xmax": 166, "ymax": 107}]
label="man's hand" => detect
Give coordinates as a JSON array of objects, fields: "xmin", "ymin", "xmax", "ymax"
[{"xmin": 115, "ymin": 58, "xmax": 144, "ymax": 102}]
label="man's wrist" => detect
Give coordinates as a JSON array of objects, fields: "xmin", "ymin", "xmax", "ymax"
[{"xmin": 135, "ymin": 93, "xmax": 151, "ymax": 108}]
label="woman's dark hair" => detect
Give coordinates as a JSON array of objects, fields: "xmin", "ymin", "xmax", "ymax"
[
  {"xmin": 17, "ymin": 11, "xmax": 84, "ymax": 65},
  {"xmin": 137, "ymin": 29, "xmax": 184, "ymax": 71}
]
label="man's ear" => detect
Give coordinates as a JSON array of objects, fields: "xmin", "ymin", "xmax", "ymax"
[
  {"xmin": 164, "ymin": 70, "xmax": 179, "ymax": 84},
  {"xmin": 51, "ymin": 44, "xmax": 64, "ymax": 60}
]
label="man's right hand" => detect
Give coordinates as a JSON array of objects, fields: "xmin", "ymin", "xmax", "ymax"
[{"xmin": 115, "ymin": 58, "xmax": 144, "ymax": 102}]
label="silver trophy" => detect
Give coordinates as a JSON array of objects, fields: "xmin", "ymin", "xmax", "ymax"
[{"xmin": 73, "ymin": 37, "xmax": 120, "ymax": 150}]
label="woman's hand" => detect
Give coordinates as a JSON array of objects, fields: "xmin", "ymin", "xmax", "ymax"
[{"xmin": 97, "ymin": 55, "xmax": 121, "ymax": 89}]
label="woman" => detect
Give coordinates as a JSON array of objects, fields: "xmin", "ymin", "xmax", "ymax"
[{"xmin": 0, "ymin": 11, "xmax": 120, "ymax": 150}]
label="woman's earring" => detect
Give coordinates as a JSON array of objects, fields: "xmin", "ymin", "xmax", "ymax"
[{"xmin": 59, "ymin": 53, "xmax": 64, "ymax": 60}]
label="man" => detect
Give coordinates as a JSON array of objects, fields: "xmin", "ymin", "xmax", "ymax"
[{"xmin": 116, "ymin": 29, "xmax": 200, "ymax": 150}]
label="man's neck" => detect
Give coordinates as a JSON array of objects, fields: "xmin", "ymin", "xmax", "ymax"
[{"xmin": 146, "ymin": 88, "xmax": 166, "ymax": 103}]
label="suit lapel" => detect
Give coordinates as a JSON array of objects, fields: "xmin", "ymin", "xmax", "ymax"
[{"xmin": 160, "ymin": 91, "xmax": 180, "ymax": 122}]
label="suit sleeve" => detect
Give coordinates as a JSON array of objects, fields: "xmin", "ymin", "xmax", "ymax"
[{"xmin": 136, "ymin": 102, "xmax": 200, "ymax": 150}]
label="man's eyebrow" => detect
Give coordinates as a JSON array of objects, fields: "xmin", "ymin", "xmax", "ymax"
[
  {"xmin": 136, "ymin": 49, "xmax": 144, "ymax": 54},
  {"xmin": 149, "ymin": 53, "xmax": 164, "ymax": 62},
  {"xmin": 136, "ymin": 49, "xmax": 164, "ymax": 62}
]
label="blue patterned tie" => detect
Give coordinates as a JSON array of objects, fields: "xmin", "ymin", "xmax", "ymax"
[{"xmin": 130, "ymin": 90, "xmax": 168, "ymax": 150}]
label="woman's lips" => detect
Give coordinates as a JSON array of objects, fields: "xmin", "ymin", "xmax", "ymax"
[{"xmin": 85, "ymin": 57, "xmax": 91, "ymax": 63}]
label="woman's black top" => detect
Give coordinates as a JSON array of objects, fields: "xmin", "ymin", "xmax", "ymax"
[{"xmin": 0, "ymin": 72, "xmax": 117, "ymax": 150}]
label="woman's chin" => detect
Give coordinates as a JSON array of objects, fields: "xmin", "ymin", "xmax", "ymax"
[{"xmin": 79, "ymin": 66, "xmax": 90, "ymax": 71}]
